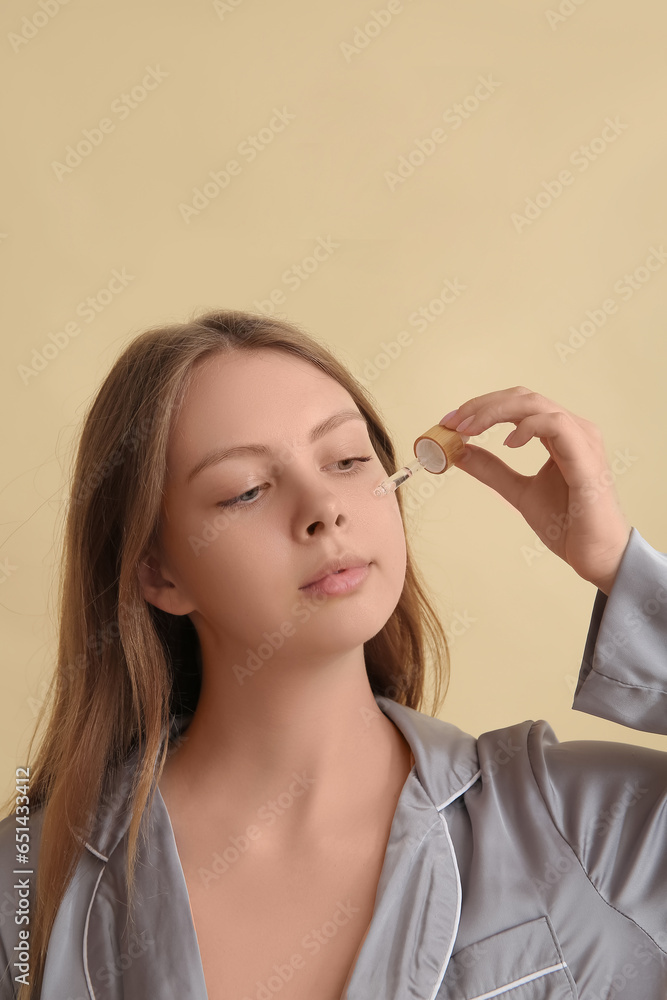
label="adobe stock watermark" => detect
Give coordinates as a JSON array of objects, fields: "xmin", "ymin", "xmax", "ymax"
[
  {"xmin": 477, "ymin": 734, "xmax": 524, "ymax": 781},
  {"xmin": 532, "ymin": 778, "xmax": 649, "ymax": 894},
  {"xmin": 564, "ymin": 576, "xmax": 667, "ymax": 705},
  {"xmin": 586, "ymin": 944, "xmax": 667, "ymax": 1000},
  {"xmin": 582, "ymin": 579, "xmax": 667, "ymax": 667},
  {"xmin": 361, "ymin": 700, "xmax": 521, "ymax": 781},
  {"xmin": 249, "ymin": 236, "xmax": 341, "ymax": 315},
  {"xmin": 27, "ymin": 605, "xmax": 147, "ymax": 718},
  {"xmin": 212, "ymin": 0, "xmax": 246, "ymax": 19},
  {"xmin": 94, "ymin": 931, "xmax": 155, "ymax": 990},
  {"xmin": 398, "ymin": 463, "xmax": 452, "ymax": 521},
  {"xmin": 51, "ymin": 67, "xmax": 169, "ymax": 181},
  {"xmin": 178, "ymin": 106, "xmax": 296, "ymax": 224},
  {"xmin": 545, "ymin": 0, "xmax": 591, "ymax": 31},
  {"xmin": 188, "ymin": 434, "xmax": 313, "ymax": 554},
  {"xmin": 443, "ymin": 608, "xmax": 477, "ymax": 648},
  {"xmin": 0, "ymin": 558, "xmax": 17, "ymax": 585},
  {"xmin": 17, "ymin": 267, "xmax": 136, "ymax": 384},
  {"xmin": 511, "ymin": 116, "xmax": 628, "ymax": 233},
  {"xmin": 237, "ymin": 899, "xmax": 361, "ymax": 1000},
  {"xmin": 233, "ymin": 594, "xmax": 329, "ymax": 685},
  {"xmin": 8, "ymin": 0, "xmax": 71, "ymax": 53},
  {"xmin": 384, "ymin": 75, "xmax": 502, "ymax": 192},
  {"xmin": 520, "ymin": 447, "xmax": 639, "ymax": 567},
  {"xmin": 197, "ymin": 771, "xmax": 316, "ymax": 888},
  {"xmin": 442, "ymin": 937, "xmax": 491, "ymax": 989},
  {"xmin": 339, "ymin": 0, "xmax": 417, "ymax": 63},
  {"xmin": 554, "ymin": 245, "xmax": 667, "ymax": 363},
  {"xmin": 378, "ymin": 421, "xmax": 504, "ymax": 522},
  {"xmin": 357, "ymin": 276, "xmax": 468, "ymax": 388},
  {"xmin": 67, "ymin": 396, "xmax": 174, "ymax": 508}
]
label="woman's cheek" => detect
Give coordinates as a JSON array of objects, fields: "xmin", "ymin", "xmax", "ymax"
[{"xmin": 178, "ymin": 503, "xmax": 243, "ymax": 561}]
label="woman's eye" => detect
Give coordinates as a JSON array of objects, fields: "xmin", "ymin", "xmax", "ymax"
[
  {"xmin": 216, "ymin": 456, "xmax": 374, "ymax": 511},
  {"xmin": 335, "ymin": 456, "xmax": 373, "ymax": 474},
  {"xmin": 217, "ymin": 485, "xmax": 263, "ymax": 510}
]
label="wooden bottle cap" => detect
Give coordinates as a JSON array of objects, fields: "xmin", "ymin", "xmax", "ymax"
[{"xmin": 413, "ymin": 424, "xmax": 467, "ymax": 474}]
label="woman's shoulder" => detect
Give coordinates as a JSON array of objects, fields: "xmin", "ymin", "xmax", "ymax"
[{"xmin": 474, "ymin": 711, "xmax": 666, "ymax": 805}]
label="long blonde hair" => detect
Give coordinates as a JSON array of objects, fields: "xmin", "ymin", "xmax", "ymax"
[{"xmin": 3, "ymin": 309, "xmax": 450, "ymax": 997}]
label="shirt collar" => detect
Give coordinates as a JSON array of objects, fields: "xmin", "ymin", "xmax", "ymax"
[{"xmin": 80, "ymin": 693, "xmax": 480, "ymax": 860}]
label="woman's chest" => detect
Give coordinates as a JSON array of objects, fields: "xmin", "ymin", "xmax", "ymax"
[{"xmin": 179, "ymin": 835, "xmax": 386, "ymax": 1000}]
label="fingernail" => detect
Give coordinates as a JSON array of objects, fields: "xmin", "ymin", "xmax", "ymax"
[
  {"xmin": 455, "ymin": 414, "xmax": 476, "ymax": 433},
  {"xmin": 440, "ymin": 409, "xmax": 459, "ymax": 426}
]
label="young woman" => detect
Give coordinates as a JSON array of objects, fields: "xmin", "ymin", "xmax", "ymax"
[{"xmin": 0, "ymin": 309, "xmax": 665, "ymax": 1000}]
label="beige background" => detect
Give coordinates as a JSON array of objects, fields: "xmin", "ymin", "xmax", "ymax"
[{"xmin": 2, "ymin": 0, "xmax": 666, "ymax": 798}]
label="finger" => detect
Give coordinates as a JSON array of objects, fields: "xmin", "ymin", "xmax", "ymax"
[
  {"xmin": 441, "ymin": 385, "xmax": 533, "ymax": 428},
  {"xmin": 452, "ymin": 443, "xmax": 532, "ymax": 510},
  {"xmin": 502, "ymin": 411, "xmax": 603, "ymax": 487},
  {"xmin": 441, "ymin": 387, "xmax": 592, "ymax": 436},
  {"xmin": 441, "ymin": 386, "xmax": 535, "ymax": 430}
]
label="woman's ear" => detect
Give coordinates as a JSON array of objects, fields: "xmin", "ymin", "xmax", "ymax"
[{"xmin": 137, "ymin": 544, "xmax": 195, "ymax": 616}]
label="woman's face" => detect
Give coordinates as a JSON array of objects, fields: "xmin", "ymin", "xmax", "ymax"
[{"xmin": 144, "ymin": 349, "xmax": 408, "ymax": 666}]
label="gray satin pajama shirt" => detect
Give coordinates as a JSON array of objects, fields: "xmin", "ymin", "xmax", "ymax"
[{"xmin": 1, "ymin": 525, "xmax": 666, "ymax": 999}]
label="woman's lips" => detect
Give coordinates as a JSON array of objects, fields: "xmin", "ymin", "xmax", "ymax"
[{"xmin": 300, "ymin": 564, "xmax": 370, "ymax": 596}]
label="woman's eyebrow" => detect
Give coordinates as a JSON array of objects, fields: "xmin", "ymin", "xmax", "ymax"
[{"xmin": 185, "ymin": 408, "xmax": 368, "ymax": 484}]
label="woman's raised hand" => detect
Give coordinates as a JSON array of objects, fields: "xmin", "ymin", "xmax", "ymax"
[{"xmin": 440, "ymin": 387, "xmax": 632, "ymax": 595}]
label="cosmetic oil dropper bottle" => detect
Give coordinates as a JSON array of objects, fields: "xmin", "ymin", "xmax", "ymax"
[{"xmin": 373, "ymin": 423, "xmax": 470, "ymax": 497}]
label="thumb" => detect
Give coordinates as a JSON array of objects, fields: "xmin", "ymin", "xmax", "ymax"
[{"xmin": 450, "ymin": 443, "xmax": 529, "ymax": 509}]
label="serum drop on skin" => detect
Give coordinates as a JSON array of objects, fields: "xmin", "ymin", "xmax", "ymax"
[{"xmin": 373, "ymin": 424, "xmax": 470, "ymax": 497}]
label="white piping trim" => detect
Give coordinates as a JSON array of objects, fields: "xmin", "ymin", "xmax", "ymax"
[
  {"xmin": 426, "ymin": 813, "xmax": 463, "ymax": 1000},
  {"xmin": 438, "ymin": 768, "xmax": 481, "ymax": 810},
  {"xmin": 84, "ymin": 841, "xmax": 109, "ymax": 862},
  {"xmin": 83, "ymin": 864, "xmax": 106, "ymax": 999},
  {"xmin": 466, "ymin": 962, "xmax": 568, "ymax": 1000}
]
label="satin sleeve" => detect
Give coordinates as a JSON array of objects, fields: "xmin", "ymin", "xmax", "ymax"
[{"xmin": 573, "ymin": 525, "xmax": 667, "ymax": 735}]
